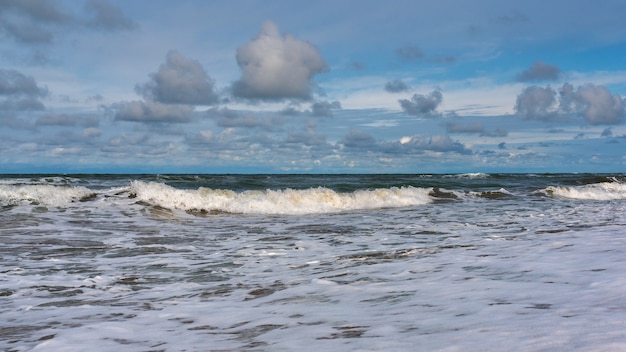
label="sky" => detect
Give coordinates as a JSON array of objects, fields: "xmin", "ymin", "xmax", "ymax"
[{"xmin": 1, "ymin": 0, "xmax": 626, "ymax": 174}]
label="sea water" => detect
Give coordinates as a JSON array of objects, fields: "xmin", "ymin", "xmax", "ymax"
[{"xmin": 1, "ymin": 174, "xmax": 625, "ymax": 351}]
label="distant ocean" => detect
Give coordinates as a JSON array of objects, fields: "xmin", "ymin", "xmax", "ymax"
[{"xmin": 1, "ymin": 173, "xmax": 625, "ymax": 351}]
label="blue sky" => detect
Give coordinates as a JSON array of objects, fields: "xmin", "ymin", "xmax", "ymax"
[{"xmin": 1, "ymin": 0, "xmax": 625, "ymax": 173}]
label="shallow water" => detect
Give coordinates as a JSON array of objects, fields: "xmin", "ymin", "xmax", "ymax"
[{"xmin": 1, "ymin": 174, "xmax": 625, "ymax": 351}]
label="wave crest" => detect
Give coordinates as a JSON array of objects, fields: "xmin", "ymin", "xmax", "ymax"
[
  {"xmin": 0, "ymin": 184, "xmax": 96, "ymax": 206},
  {"xmin": 130, "ymin": 181, "xmax": 433, "ymax": 215},
  {"xmin": 546, "ymin": 182, "xmax": 626, "ymax": 200}
]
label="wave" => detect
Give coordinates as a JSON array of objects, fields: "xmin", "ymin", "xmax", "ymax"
[
  {"xmin": 545, "ymin": 182, "xmax": 626, "ymax": 200},
  {"xmin": 443, "ymin": 173, "xmax": 490, "ymax": 179},
  {"xmin": 0, "ymin": 184, "xmax": 96, "ymax": 206},
  {"xmin": 129, "ymin": 181, "xmax": 433, "ymax": 215}
]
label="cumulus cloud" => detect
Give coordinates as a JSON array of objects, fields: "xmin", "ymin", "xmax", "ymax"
[
  {"xmin": 113, "ymin": 101, "xmax": 194, "ymax": 123},
  {"xmin": 514, "ymin": 85, "xmax": 557, "ymax": 120},
  {"xmin": 574, "ymin": 84, "xmax": 624, "ymax": 125},
  {"xmin": 516, "ymin": 61, "xmax": 561, "ymax": 82},
  {"xmin": 311, "ymin": 100, "xmax": 341, "ymax": 117},
  {"xmin": 399, "ymin": 90, "xmax": 443, "ymax": 117},
  {"xmin": 136, "ymin": 50, "xmax": 219, "ymax": 105},
  {"xmin": 0, "ymin": 69, "xmax": 47, "ymax": 111},
  {"xmin": 384, "ymin": 79, "xmax": 409, "ymax": 93},
  {"xmin": 515, "ymin": 83, "xmax": 625, "ymax": 124},
  {"xmin": 232, "ymin": 21, "xmax": 328, "ymax": 101}
]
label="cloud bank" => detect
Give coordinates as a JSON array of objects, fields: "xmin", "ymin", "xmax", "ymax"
[{"xmin": 515, "ymin": 83, "xmax": 625, "ymax": 124}]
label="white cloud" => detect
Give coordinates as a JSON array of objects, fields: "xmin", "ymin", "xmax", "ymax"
[{"xmin": 232, "ymin": 21, "xmax": 328, "ymax": 101}]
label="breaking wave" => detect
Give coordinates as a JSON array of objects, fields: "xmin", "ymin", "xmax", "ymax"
[
  {"xmin": 129, "ymin": 181, "xmax": 433, "ymax": 215},
  {"xmin": 545, "ymin": 182, "xmax": 626, "ymax": 200},
  {"xmin": 0, "ymin": 184, "xmax": 96, "ymax": 206}
]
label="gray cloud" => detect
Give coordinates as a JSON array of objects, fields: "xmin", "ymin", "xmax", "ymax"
[
  {"xmin": 232, "ymin": 21, "xmax": 328, "ymax": 101},
  {"xmin": 0, "ymin": 0, "xmax": 135, "ymax": 44},
  {"xmin": 382, "ymin": 135, "xmax": 470, "ymax": 154},
  {"xmin": 516, "ymin": 61, "xmax": 561, "ymax": 82},
  {"xmin": 340, "ymin": 130, "xmax": 377, "ymax": 150},
  {"xmin": 384, "ymin": 79, "xmax": 409, "ymax": 93},
  {"xmin": 36, "ymin": 113, "xmax": 99, "ymax": 127},
  {"xmin": 0, "ymin": 69, "xmax": 48, "ymax": 97},
  {"xmin": 399, "ymin": 90, "xmax": 443, "ymax": 117},
  {"xmin": 84, "ymin": 0, "xmax": 137, "ymax": 31},
  {"xmin": 514, "ymin": 85, "xmax": 557, "ymax": 120},
  {"xmin": 446, "ymin": 121, "xmax": 484, "ymax": 134},
  {"xmin": 515, "ymin": 83, "xmax": 625, "ymax": 124},
  {"xmin": 136, "ymin": 50, "xmax": 218, "ymax": 105},
  {"xmin": 340, "ymin": 130, "xmax": 469, "ymax": 155},
  {"xmin": 207, "ymin": 107, "xmax": 284, "ymax": 131},
  {"xmin": 311, "ymin": 100, "xmax": 341, "ymax": 117},
  {"xmin": 285, "ymin": 128, "xmax": 328, "ymax": 147},
  {"xmin": 0, "ymin": 69, "xmax": 47, "ymax": 111},
  {"xmin": 113, "ymin": 101, "xmax": 194, "ymax": 123},
  {"xmin": 574, "ymin": 84, "xmax": 624, "ymax": 125},
  {"xmin": 396, "ymin": 45, "xmax": 424, "ymax": 61}
]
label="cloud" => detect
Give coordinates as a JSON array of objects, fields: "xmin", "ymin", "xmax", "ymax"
[
  {"xmin": 399, "ymin": 90, "xmax": 443, "ymax": 117},
  {"xmin": 381, "ymin": 135, "xmax": 470, "ymax": 154},
  {"xmin": 339, "ymin": 130, "xmax": 470, "ymax": 155},
  {"xmin": 516, "ymin": 61, "xmax": 561, "ymax": 82},
  {"xmin": 340, "ymin": 129, "xmax": 377, "ymax": 150},
  {"xmin": 514, "ymin": 85, "xmax": 557, "ymax": 120},
  {"xmin": 396, "ymin": 45, "xmax": 424, "ymax": 61},
  {"xmin": 0, "ymin": 69, "xmax": 48, "ymax": 97},
  {"xmin": 384, "ymin": 79, "xmax": 409, "ymax": 93},
  {"xmin": 232, "ymin": 21, "xmax": 328, "ymax": 101},
  {"xmin": 136, "ymin": 50, "xmax": 219, "ymax": 106},
  {"xmin": 311, "ymin": 100, "xmax": 341, "ymax": 117},
  {"xmin": 446, "ymin": 121, "xmax": 484, "ymax": 134},
  {"xmin": 84, "ymin": 0, "xmax": 137, "ymax": 31},
  {"xmin": 285, "ymin": 127, "xmax": 328, "ymax": 147},
  {"xmin": 0, "ymin": 0, "xmax": 135, "ymax": 44},
  {"xmin": 515, "ymin": 83, "xmax": 625, "ymax": 124},
  {"xmin": 0, "ymin": 69, "xmax": 47, "ymax": 111},
  {"xmin": 36, "ymin": 113, "xmax": 99, "ymax": 127},
  {"xmin": 206, "ymin": 107, "xmax": 284, "ymax": 130},
  {"xmin": 574, "ymin": 84, "xmax": 624, "ymax": 125},
  {"xmin": 113, "ymin": 101, "xmax": 194, "ymax": 123}
]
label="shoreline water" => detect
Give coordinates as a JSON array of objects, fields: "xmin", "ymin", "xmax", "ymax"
[{"xmin": 2, "ymin": 173, "xmax": 625, "ymax": 351}]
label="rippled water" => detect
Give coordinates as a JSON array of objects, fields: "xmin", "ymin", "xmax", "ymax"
[{"xmin": 1, "ymin": 174, "xmax": 625, "ymax": 351}]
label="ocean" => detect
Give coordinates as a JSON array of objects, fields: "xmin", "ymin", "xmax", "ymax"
[{"xmin": 1, "ymin": 173, "xmax": 625, "ymax": 351}]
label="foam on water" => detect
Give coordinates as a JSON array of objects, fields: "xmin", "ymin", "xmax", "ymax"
[
  {"xmin": 0, "ymin": 184, "xmax": 96, "ymax": 206},
  {"xmin": 546, "ymin": 181, "xmax": 626, "ymax": 200},
  {"xmin": 129, "ymin": 180, "xmax": 433, "ymax": 215},
  {"xmin": 1, "ymin": 174, "xmax": 626, "ymax": 351}
]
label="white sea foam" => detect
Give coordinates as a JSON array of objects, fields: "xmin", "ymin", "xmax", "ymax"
[
  {"xmin": 0, "ymin": 184, "xmax": 95, "ymax": 206},
  {"xmin": 546, "ymin": 182, "xmax": 626, "ymax": 200},
  {"xmin": 130, "ymin": 181, "xmax": 433, "ymax": 215}
]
